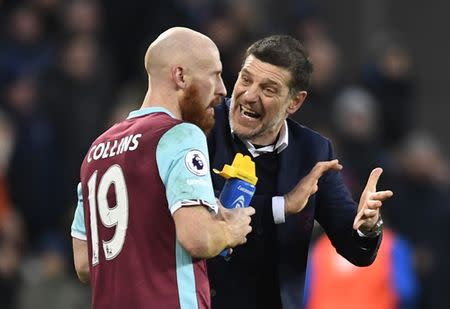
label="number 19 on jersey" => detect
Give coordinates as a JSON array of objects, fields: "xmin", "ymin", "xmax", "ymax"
[{"xmin": 87, "ymin": 164, "xmax": 129, "ymax": 266}]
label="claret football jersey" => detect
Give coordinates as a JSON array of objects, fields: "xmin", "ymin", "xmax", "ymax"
[{"xmin": 71, "ymin": 107, "xmax": 217, "ymax": 309}]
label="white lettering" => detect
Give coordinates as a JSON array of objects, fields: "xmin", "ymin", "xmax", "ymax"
[
  {"xmin": 118, "ymin": 135, "xmax": 133, "ymax": 154},
  {"xmin": 117, "ymin": 138, "xmax": 125, "ymax": 155},
  {"xmin": 102, "ymin": 142, "xmax": 111, "ymax": 158},
  {"xmin": 237, "ymin": 185, "xmax": 254, "ymax": 195},
  {"xmin": 93, "ymin": 143, "xmax": 105, "ymax": 160},
  {"xmin": 88, "ymin": 133, "xmax": 142, "ymax": 162},
  {"xmin": 109, "ymin": 140, "xmax": 118, "ymax": 157},
  {"xmin": 129, "ymin": 134, "xmax": 142, "ymax": 151},
  {"xmin": 187, "ymin": 179, "xmax": 209, "ymax": 186},
  {"xmin": 88, "ymin": 145, "xmax": 97, "ymax": 163}
]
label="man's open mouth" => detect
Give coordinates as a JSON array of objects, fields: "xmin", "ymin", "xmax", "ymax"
[{"xmin": 240, "ymin": 105, "xmax": 261, "ymax": 119}]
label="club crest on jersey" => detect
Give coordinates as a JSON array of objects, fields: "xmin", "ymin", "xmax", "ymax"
[{"xmin": 185, "ymin": 150, "xmax": 208, "ymax": 176}]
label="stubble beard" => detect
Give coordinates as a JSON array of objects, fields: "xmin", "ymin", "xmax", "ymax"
[{"xmin": 230, "ymin": 97, "xmax": 283, "ymax": 143}]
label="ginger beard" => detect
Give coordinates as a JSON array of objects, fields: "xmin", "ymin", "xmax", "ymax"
[{"xmin": 180, "ymin": 83, "xmax": 216, "ymax": 134}]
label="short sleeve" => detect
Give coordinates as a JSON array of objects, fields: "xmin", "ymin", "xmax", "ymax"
[
  {"xmin": 156, "ymin": 123, "xmax": 217, "ymax": 215},
  {"xmin": 71, "ymin": 182, "xmax": 87, "ymax": 240}
]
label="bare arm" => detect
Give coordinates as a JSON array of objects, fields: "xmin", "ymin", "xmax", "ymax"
[
  {"xmin": 72, "ymin": 238, "xmax": 90, "ymax": 284},
  {"xmin": 173, "ymin": 205, "xmax": 254, "ymax": 259}
]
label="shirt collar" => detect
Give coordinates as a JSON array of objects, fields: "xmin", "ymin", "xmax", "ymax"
[
  {"xmin": 236, "ymin": 120, "xmax": 289, "ymax": 158},
  {"xmin": 127, "ymin": 107, "xmax": 176, "ymax": 119}
]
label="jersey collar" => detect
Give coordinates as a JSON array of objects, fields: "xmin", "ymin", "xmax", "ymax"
[{"xmin": 127, "ymin": 107, "xmax": 176, "ymax": 119}]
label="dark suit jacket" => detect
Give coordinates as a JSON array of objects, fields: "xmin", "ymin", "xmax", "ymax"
[{"xmin": 207, "ymin": 99, "xmax": 381, "ymax": 309}]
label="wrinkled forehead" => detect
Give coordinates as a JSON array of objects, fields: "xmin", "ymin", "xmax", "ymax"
[{"xmin": 241, "ymin": 55, "xmax": 291, "ymax": 87}]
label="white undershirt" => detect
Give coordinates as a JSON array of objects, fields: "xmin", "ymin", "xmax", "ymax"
[
  {"xmin": 233, "ymin": 120, "xmax": 288, "ymax": 224},
  {"xmin": 234, "ymin": 121, "xmax": 376, "ymax": 236}
]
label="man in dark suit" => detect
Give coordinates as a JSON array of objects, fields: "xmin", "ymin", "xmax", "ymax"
[{"xmin": 207, "ymin": 35, "xmax": 393, "ymax": 309}]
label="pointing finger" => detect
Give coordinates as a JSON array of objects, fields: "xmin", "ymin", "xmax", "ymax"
[
  {"xmin": 353, "ymin": 215, "xmax": 364, "ymax": 230},
  {"xmin": 364, "ymin": 167, "xmax": 383, "ymax": 192}
]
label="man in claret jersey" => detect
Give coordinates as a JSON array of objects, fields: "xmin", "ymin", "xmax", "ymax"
[{"xmin": 70, "ymin": 27, "xmax": 254, "ymax": 309}]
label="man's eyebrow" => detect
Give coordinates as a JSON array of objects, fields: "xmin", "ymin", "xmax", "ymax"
[
  {"xmin": 241, "ymin": 68, "xmax": 281, "ymax": 86},
  {"xmin": 241, "ymin": 68, "xmax": 251, "ymax": 75},
  {"xmin": 260, "ymin": 79, "xmax": 281, "ymax": 87}
]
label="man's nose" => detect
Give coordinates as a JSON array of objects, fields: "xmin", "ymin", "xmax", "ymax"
[
  {"xmin": 217, "ymin": 78, "xmax": 227, "ymax": 97},
  {"xmin": 243, "ymin": 85, "xmax": 259, "ymax": 103}
]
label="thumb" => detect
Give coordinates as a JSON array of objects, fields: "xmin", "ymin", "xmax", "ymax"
[{"xmin": 353, "ymin": 214, "xmax": 363, "ymax": 230}]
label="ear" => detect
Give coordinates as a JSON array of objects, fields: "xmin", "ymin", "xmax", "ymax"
[
  {"xmin": 287, "ymin": 91, "xmax": 307, "ymax": 115},
  {"xmin": 171, "ymin": 66, "xmax": 187, "ymax": 89}
]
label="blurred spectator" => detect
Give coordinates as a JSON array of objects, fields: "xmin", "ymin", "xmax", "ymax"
[
  {"xmin": 0, "ymin": 4, "xmax": 54, "ymax": 84},
  {"xmin": 305, "ymin": 229, "xmax": 418, "ymax": 309},
  {"xmin": 291, "ymin": 2, "xmax": 328, "ymax": 42},
  {"xmin": 60, "ymin": 0, "xmax": 103, "ymax": 37},
  {"xmin": 291, "ymin": 35, "xmax": 342, "ymax": 135},
  {"xmin": 41, "ymin": 34, "xmax": 114, "ymax": 208},
  {"xmin": 0, "ymin": 210, "xmax": 24, "ymax": 309},
  {"xmin": 331, "ymin": 86, "xmax": 390, "ymax": 197},
  {"xmin": 0, "ymin": 110, "xmax": 15, "ymax": 187},
  {"xmin": 225, "ymin": 0, "xmax": 266, "ymax": 36},
  {"xmin": 29, "ymin": 0, "xmax": 61, "ymax": 39},
  {"xmin": 3, "ymin": 75, "xmax": 63, "ymax": 249},
  {"xmin": 105, "ymin": 82, "xmax": 142, "ymax": 128},
  {"xmin": 0, "ymin": 109, "xmax": 24, "ymax": 309},
  {"xmin": 385, "ymin": 131, "xmax": 450, "ymax": 308},
  {"xmin": 17, "ymin": 233, "xmax": 90, "ymax": 309},
  {"xmin": 361, "ymin": 31, "xmax": 414, "ymax": 148},
  {"xmin": 205, "ymin": 10, "xmax": 247, "ymax": 90},
  {"xmin": 101, "ymin": 0, "xmax": 193, "ymax": 83},
  {"xmin": 174, "ymin": 0, "xmax": 214, "ymax": 29}
]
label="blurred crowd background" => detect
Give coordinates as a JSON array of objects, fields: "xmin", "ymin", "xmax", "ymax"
[{"xmin": 0, "ymin": 0, "xmax": 449, "ymax": 308}]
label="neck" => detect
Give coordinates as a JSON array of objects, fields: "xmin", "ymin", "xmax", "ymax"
[{"xmin": 141, "ymin": 88, "xmax": 181, "ymax": 119}]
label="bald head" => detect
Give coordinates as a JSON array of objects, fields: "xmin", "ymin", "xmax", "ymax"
[
  {"xmin": 140, "ymin": 27, "xmax": 226, "ymax": 126},
  {"xmin": 144, "ymin": 27, "xmax": 218, "ymax": 78}
]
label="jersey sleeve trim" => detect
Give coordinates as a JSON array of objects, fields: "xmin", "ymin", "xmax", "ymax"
[
  {"xmin": 170, "ymin": 199, "xmax": 218, "ymax": 215},
  {"xmin": 71, "ymin": 182, "xmax": 87, "ymax": 239},
  {"xmin": 71, "ymin": 230, "xmax": 87, "ymax": 241}
]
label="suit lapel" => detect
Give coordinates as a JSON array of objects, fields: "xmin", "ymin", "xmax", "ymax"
[{"xmin": 277, "ymin": 123, "xmax": 302, "ymax": 195}]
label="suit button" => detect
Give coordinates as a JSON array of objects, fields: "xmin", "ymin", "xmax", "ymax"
[{"xmin": 211, "ymin": 289, "xmax": 216, "ymax": 297}]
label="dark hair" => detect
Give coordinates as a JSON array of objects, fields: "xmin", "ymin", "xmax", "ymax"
[{"xmin": 244, "ymin": 35, "xmax": 313, "ymax": 95}]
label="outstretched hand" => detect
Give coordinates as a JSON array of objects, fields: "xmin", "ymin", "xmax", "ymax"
[
  {"xmin": 284, "ymin": 159, "xmax": 343, "ymax": 216},
  {"xmin": 353, "ymin": 168, "xmax": 393, "ymax": 231}
]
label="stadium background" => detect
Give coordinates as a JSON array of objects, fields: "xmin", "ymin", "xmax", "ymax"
[{"xmin": 0, "ymin": 0, "xmax": 449, "ymax": 308}]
